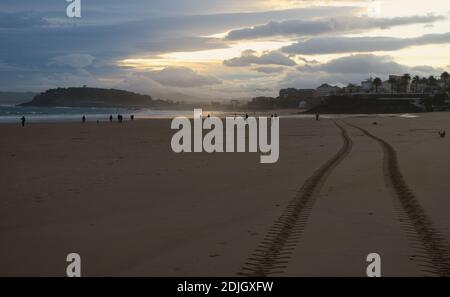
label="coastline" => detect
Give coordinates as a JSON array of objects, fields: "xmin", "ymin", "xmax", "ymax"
[{"xmin": 0, "ymin": 105, "xmax": 425, "ymax": 124}]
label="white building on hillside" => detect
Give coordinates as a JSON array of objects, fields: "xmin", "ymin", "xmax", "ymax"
[
  {"xmin": 361, "ymin": 78, "xmax": 373, "ymax": 92},
  {"xmin": 381, "ymin": 81, "xmax": 392, "ymax": 93}
]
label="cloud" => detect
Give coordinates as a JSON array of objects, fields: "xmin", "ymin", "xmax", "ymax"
[
  {"xmin": 226, "ymin": 15, "xmax": 445, "ymax": 40},
  {"xmin": 1, "ymin": 1, "xmax": 449, "ymax": 100},
  {"xmin": 0, "ymin": 5, "xmax": 356, "ymax": 72},
  {"xmin": 276, "ymin": 54, "xmax": 445, "ymax": 90},
  {"xmin": 296, "ymin": 54, "xmax": 444, "ymax": 78},
  {"xmin": 0, "ymin": 12, "xmax": 48, "ymax": 28},
  {"xmin": 297, "ymin": 56, "xmax": 319, "ymax": 64},
  {"xmin": 0, "ymin": 61, "xmax": 24, "ymax": 72},
  {"xmin": 0, "ymin": 0, "xmax": 359, "ymax": 16},
  {"xmin": 282, "ymin": 32, "xmax": 450, "ymax": 55},
  {"xmin": 224, "ymin": 50, "xmax": 296, "ymax": 67},
  {"xmin": 136, "ymin": 36, "xmax": 228, "ymax": 53},
  {"xmin": 298, "ymin": 54, "xmax": 408, "ymax": 74},
  {"xmin": 145, "ymin": 67, "xmax": 222, "ymax": 88},
  {"xmin": 253, "ymin": 66, "xmax": 286, "ymax": 74},
  {"xmin": 0, "ymin": 2, "xmax": 362, "ymax": 95},
  {"xmin": 49, "ymin": 54, "xmax": 95, "ymax": 68}
]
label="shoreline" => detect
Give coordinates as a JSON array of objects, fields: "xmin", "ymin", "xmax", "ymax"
[{"xmin": 0, "ymin": 109, "xmax": 427, "ymax": 124}]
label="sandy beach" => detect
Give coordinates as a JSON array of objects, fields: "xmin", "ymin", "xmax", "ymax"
[{"xmin": 1, "ymin": 113, "xmax": 450, "ymax": 276}]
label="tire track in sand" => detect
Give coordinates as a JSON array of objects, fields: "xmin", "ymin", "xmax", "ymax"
[
  {"xmin": 239, "ymin": 121, "xmax": 352, "ymax": 276},
  {"xmin": 345, "ymin": 121, "xmax": 450, "ymax": 276}
]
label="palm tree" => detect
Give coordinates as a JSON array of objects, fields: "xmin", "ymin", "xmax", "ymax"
[
  {"xmin": 428, "ymin": 75, "xmax": 437, "ymax": 86},
  {"xmin": 412, "ymin": 75, "xmax": 420, "ymax": 93},
  {"xmin": 428, "ymin": 76, "xmax": 438, "ymax": 94},
  {"xmin": 373, "ymin": 77, "xmax": 382, "ymax": 93},
  {"xmin": 441, "ymin": 72, "xmax": 450, "ymax": 90},
  {"xmin": 421, "ymin": 77, "xmax": 428, "ymax": 94}
]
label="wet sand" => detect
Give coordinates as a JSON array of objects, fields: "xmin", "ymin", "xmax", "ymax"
[{"xmin": 1, "ymin": 113, "xmax": 450, "ymax": 276}]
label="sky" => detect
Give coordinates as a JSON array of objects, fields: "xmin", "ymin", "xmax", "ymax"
[{"xmin": 1, "ymin": 0, "xmax": 450, "ymax": 101}]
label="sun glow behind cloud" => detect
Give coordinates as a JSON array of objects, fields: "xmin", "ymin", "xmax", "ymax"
[
  {"xmin": 116, "ymin": 1, "xmax": 383, "ymax": 72},
  {"xmin": 118, "ymin": 40, "xmax": 293, "ymax": 71},
  {"xmin": 118, "ymin": 0, "xmax": 450, "ymax": 74}
]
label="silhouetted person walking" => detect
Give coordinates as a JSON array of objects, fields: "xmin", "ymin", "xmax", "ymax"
[
  {"xmin": 130, "ymin": 115, "xmax": 134, "ymax": 121},
  {"xmin": 21, "ymin": 116, "xmax": 26, "ymax": 127},
  {"xmin": 118, "ymin": 114, "xmax": 123, "ymax": 123},
  {"xmin": 316, "ymin": 102, "xmax": 323, "ymax": 121},
  {"xmin": 82, "ymin": 115, "xmax": 86, "ymax": 123},
  {"xmin": 109, "ymin": 115, "xmax": 113, "ymax": 122}
]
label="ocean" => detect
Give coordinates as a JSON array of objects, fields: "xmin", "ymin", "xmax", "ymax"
[{"xmin": 0, "ymin": 106, "xmax": 193, "ymax": 123}]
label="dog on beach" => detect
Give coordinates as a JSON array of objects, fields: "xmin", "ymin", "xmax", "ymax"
[{"xmin": 439, "ymin": 130, "xmax": 446, "ymax": 138}]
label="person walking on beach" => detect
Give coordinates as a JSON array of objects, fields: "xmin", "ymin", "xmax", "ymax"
[
  {"xmin": 21, "ymin": 116, "xmax": 26, "ymax": 127},
  {"xmin": 130, "ymin": 115, "xmax": 134, "ymax": 121},
  {"xmin": 118, "ymin": 114, "xmax": 123, "ymax": 123},
  {"xmin": 109, "ymin": 115, "xmax": 113, "ymax": 122},
  {"xmin": 82, "ymin": 115, "xmax": 86, "ymax": 123},
  {"xmin": 316, "ymin": 101, "xmax": 323, "ymax": 121}
]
